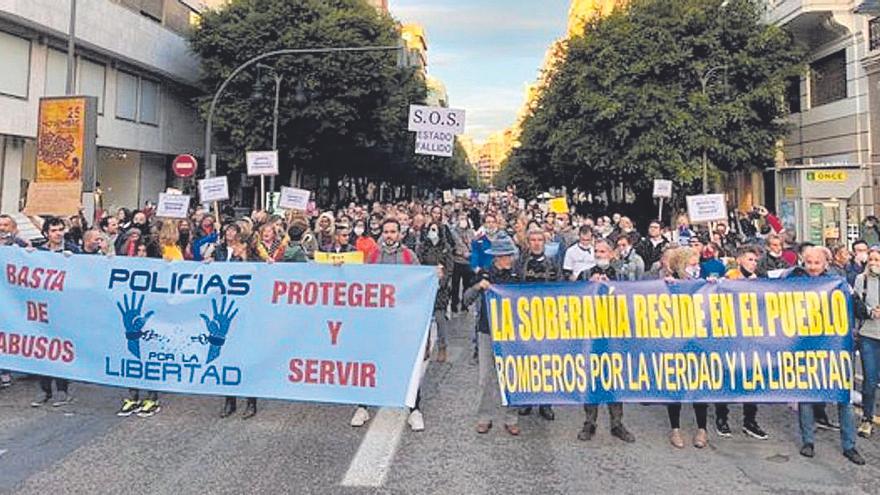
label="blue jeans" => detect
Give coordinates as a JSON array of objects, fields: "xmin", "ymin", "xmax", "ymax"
[
  {"xmin": 798, "ymin": 402, "xmax": 856, "ymax": 451},
  {"xmin": 860, "ymin": 337, "xmax": 880, "ymax": 419}
]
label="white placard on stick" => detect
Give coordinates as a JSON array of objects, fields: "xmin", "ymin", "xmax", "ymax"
[
  {"xmin": 198, "ymin": 176, "xmax": 229, "ymax": 202},
  {"xmin": 156, "ymin": 193, "xmax": 191, "ymax": 219},
  {"xmin": 246, "ymin": 151, "xmax": 279, "ymax": 176},
  {"xmin": 653, "ymin": 179, "xmax": 673, "ymax": 198},
  {"xmin": 442, "ymin": 190, "xmax": 453, "ymax": 203},
  {"xmin": 686, "ymin": 194, "xmax": 728, "ymax": 224},
  {"xmin": 278, "ymin": 186, "xmax": 311, "ymax": 211}
]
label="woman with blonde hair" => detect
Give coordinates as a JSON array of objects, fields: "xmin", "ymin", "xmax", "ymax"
[
  {"xmin": 253, "ymin": 222, "xmax": 288, "ymax": 262},
  {"xmin": 664, "ymin": 246, "xmax": 709, "ymax": 449},
  {"xmin": 158, "ymin": 220, "xmax": 183, "ymax": 261}
]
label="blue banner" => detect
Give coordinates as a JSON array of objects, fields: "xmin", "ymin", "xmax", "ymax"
[
  {"xmin": 486, "ymin": 277, "xmax": 854, "ymax": 405},
  {"xmin": 0, "ymin": 247, "xmax": 437, "ymax": 407}
]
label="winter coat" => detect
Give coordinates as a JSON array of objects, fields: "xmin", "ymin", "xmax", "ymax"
[{"xmin": 419, "ymin": 239, "xmax": 454, "ymax": 312}]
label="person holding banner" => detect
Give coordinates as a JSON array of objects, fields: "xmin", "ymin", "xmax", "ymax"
[
  {"xmin": 357, "ymin": 218, "xmax": 427, "ymax": 431},
  {"xmin": 577, "ymin": 239, "xmax": 636, "ymax": 444},
  {"xmin": 713, "ymin": 247, "xmax": 768, "ymax": 440},
  {"xmin": 853, "ymin": 247, "xmax": 880, "ymax": 439},
  {"xmin": 665, "ymin": 247, "xmax": 710, "ymax": 449},
  {"xmin": 253, "ymin": 222, "xmax": 288, "ymax": 263},
  {"xmin": 321, "ymin": 222, "xmax": 357, "ymax": 255},
  {"xmin": 516, "ymin": 226, "xmax": 563, "ymax": 421},
  {"xmin": 790, "ymin": 247, "xmax": 864, "ymax": 465},
  {"xmin": 462, "ymin": 233, "xmax": 521, "ymax": 436},
  {"xmin": 158, "ymin": 221, "xmax": 184, "ymax": 261},
  {"xmin": 30, "ymin": 217, "xmax": 78, "ymax": 408},
  {"xmin": 212, "ymin": 223, "xmax": 259, "ymax": 419}
]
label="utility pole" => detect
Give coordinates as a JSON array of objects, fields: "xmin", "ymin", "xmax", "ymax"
[
  {"xmin": 65, "ymin": 0, "xmax": 77, "ymax": 94},
  {"xmin": 698, "ymin": 65, "xmax": 727, "ymax": 194}
]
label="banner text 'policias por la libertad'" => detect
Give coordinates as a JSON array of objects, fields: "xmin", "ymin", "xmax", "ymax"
[
  {"xmin": 0, "ymin": 248, "xmax": 437, "ymax": 408},
  {"xmin": 486, "ymin": 277, "xmax": 854, "ymax": 405}
]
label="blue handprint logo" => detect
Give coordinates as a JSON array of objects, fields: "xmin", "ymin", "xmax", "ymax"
[
  {"xmin": 199, "ymin": 296, "xmax": 239, "ymax": 364},
  {"xmin": 116, "ymin": 293, "xmax": 155, "ymax": 359}
]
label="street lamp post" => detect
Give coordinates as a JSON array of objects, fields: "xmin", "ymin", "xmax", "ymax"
[
  {"xmin": 256, "ymin": 64, "xmax": 283, "ymax": 212},
  {"xmin": 698, "ymin": 65, "xmax": 727, "ymax": 194},
  {"xmin": 202, "ymin": 45, "xmax": 402, "ymax": 208}
]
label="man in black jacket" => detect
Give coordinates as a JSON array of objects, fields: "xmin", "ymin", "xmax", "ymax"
[
  {"xmin": 635, "ymin": 220, "xmax": 668, "ymax": 271},
  {"xmin": 516, "ymin": 227, "xmax": 562, "ymax": 421}
]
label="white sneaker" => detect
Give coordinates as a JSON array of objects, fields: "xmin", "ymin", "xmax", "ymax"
[
  {"xmin": 408, "ymin": 409, "xmax": 425, "ymax": 432},
  {"xmin": 350, "ymin": 406, "xmax": 370, "ymax": 427}
]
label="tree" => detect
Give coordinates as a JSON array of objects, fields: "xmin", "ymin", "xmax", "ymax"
[
  {"xmin": 190, "ymin": 0, "xmax": 468, "ymax": 203},
  {"xmin": 506, "ymin": 0, "xmax": 804, "ymax": 214}
]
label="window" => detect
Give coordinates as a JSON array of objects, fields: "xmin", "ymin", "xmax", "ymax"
[
  {"xmin": 0, "ymin": 31, "xmax": 31, "ymax": 98},
  {"xmin": 78, "ymin": 58, "xmax": 106, "ymax": 114},
  {"xmin": 871, "ymin": 17, "xmax": 880, "ymax": 52},
  {"xmin": 44, "ymin": 49, "xmax": 68, "ymax": 96},
  {"xmin": 116, "ymin": 70, "xmax": 138, "ymax": 120},
  {"xmin": 785, "ymin": 76, "xmax": 801, "ymax": 114},
  {"xmin": 139, "ymin": 78, "xmax": 159, "ymax": 125},
  {"xmin": 810, "ymin": 50, "xmax": 847, "ymax": 107}
]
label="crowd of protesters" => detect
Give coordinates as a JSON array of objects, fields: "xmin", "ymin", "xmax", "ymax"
[{"xmin": 2, "ymin": 190, "xmax": 880, "ymax": 465}]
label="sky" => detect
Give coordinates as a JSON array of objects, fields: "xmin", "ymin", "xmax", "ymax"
[{"xmin": 390, "ymin": 0, "xmax": 571, "ymax": 143}]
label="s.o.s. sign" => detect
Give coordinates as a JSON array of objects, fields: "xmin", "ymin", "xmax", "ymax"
[{"xmin": 407, "ymin": 105, "xmax": 466, "ymax": 135}]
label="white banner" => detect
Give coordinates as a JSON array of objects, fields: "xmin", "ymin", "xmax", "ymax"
[
  {"xmin": 246, "ymin": 151, "xmax": 279, "ymax": 176},
  {"xmin": 156, "ymin": 193, "xmax": 190, "ymax": 219},
  {"xmin": 198, "ymin": 176, "xmax": 229, "ymax": 202}
]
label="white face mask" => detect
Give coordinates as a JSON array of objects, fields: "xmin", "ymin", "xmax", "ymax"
[
  {"xmin": 619, "ymin": 247, "xmax": 631, "ymax": 257},
  {"xmin": 354, "ymin": 226, "xmax": 365, "ymax": 236},
  {"xmin": 458, "ymin": 220, "xmax": 469, "ymax": 229},
  {"xmin": 427, "ymin": 231, "xmax": 440, "ymax": 245},
  {"xmin": 871, "ymin": 265, "xmax": 880, "ymax": 276},
  {"xmin": 686, "ymin": 266, "xmax": 701, "ymax": 278},
  {"xmin": 596, "ymin": 258, "xmax": 610, "ymax": 269},
  {"xmin": 857, "ymin": 252, "xmax": 869, "ymax": 264}
]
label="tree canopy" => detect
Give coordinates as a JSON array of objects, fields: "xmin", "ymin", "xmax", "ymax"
[
  {"xmin": 501, "ymin": 0, "xmax": 804, "ymax": 206},
  {"xmin": 189, "ymin": 0, "xmax": 474, "ymax": 200}
]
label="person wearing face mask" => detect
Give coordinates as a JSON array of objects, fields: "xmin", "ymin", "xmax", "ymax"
[
  {"xmin": 191, "ymin": 216, "xmax": 219, "ymax": 262},
  {"xmin": 862, "ymin": 216, "xmax": 880, "ymax": 247},
  {"xmin": 419, "ymin": 222, "xmax": 454, "ymax": 362},
  {"xmin": 855, "ymin": 248, "xmax": 880, "ymax": 439},
  {"xmin": 713, "ymin": 247, "xmax": 768, "ymax": 441},
  {"xmin": 848, "ymin": 240, "xmax": 870, "ymax": 287},
  {"xmin": 663, "ymin": 247, "xmax": 710, "ymax": 449},
  {"xmin": 612, "ymin": 235, "xmax": 644, "ymax": 281},
  {"xmin": 463, "ymin": 233, "xmax": 521, "ymax": 436},
  {"xmin": 353, "ymin": 219, "xmax": 378, "ymax": 256},
  {"xmin": 575, "ymin": 239, "xmax": 636, "ymax": 444},
  {"xmin": 470, "ymin": 212, "xmax": 500, "ymax": 274},
  {"xmin": 450, "ymin": 214, "xmax": 475, "ymax": 314},
  {"xmin": 757, "ymin": 234, "xmax": 789, "ymax": 277},
  {"xmin": 516, "ymin": 226, "xmax": 562, "ymax": 421}
]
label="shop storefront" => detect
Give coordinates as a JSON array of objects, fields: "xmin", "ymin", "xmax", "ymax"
[{"xmin": 775, "ymin": 165, "xmax": 865, "ymax": 247}]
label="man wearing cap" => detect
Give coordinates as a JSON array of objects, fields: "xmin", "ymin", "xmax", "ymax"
[
  {"xmin": 463, "ymin": 232, "xmax": 521, "ymax": 436},
  {"xmin": 517, "ymin": 226, "xmax": 563, "ymax": 421}
]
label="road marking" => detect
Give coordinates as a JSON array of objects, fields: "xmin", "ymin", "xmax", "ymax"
[
  {"xmin": 0, "ymin": 449, "xmax": 7, "ymax": 458},
  {"xmin": 341, "ymin": 408, "xmax": 407, "ymax": 487}
]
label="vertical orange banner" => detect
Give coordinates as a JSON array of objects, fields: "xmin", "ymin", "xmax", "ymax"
[{"xmin": 36, "ymin": 97, "xmax": 86, "ymax": 182}]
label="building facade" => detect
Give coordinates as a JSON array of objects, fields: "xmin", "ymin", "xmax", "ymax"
[
  {"xmin": 767, "ymin": 0, "xmax": 879, "ymax": 246},
  {"xmin": 0, "ymin": 0, "xmax": 205, "ymax": 214}
]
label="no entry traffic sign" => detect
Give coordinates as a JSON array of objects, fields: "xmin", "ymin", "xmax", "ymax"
[{"xmin": 172, "ymin": 154, "xmax": 198, "ymax": 178}]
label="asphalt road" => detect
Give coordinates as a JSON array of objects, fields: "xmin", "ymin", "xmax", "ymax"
[{"xmin": 2, "ymin": 313, "xmax": 880, "ymax": 495}]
